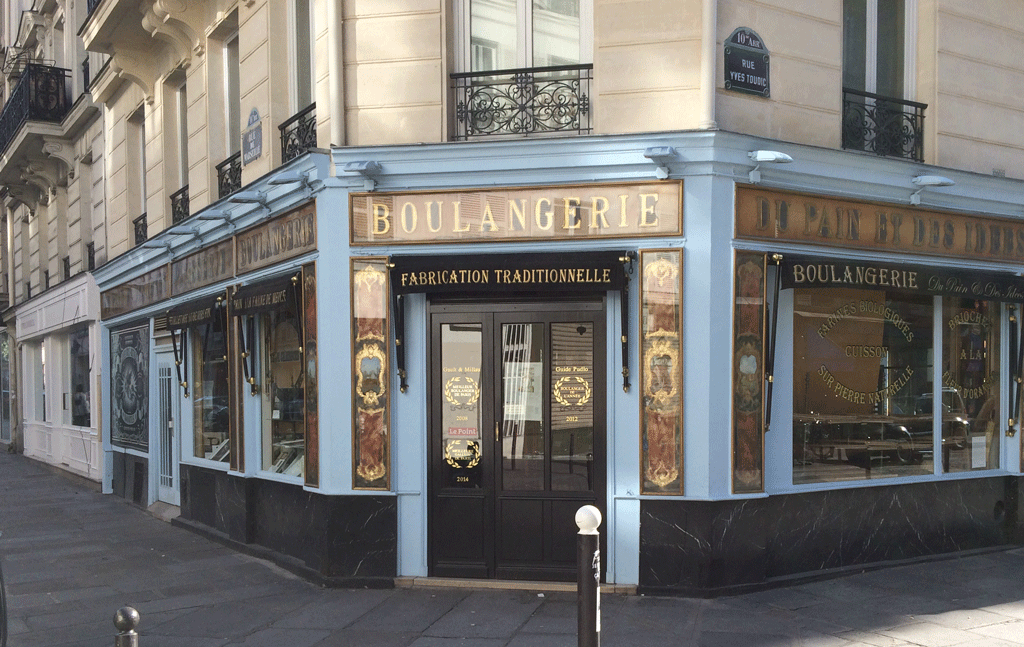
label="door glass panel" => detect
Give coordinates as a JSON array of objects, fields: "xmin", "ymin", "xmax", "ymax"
[
  {"xmin": 442, "ymin": 323, "xmax": 484, "ymax": 487},
  {"xmin": 501, "ymin": 323, "xmax": 545, "ymax": 491},
  {"xmin": 551, "ymin": 322, "xmax": 594, "ymax": 491}
]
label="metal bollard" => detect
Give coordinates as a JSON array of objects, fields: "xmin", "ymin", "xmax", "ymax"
[
  {"xmin": 576, "ymin": 505, "xmax": 601, "ymax": 647},
  {"xmin": 113, "ymin": 606, "xmax": 140, "ymax": 647}
]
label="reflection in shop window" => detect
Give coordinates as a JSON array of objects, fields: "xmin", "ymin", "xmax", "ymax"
[
  {"xmin": 70, "ymin": 328, "xmax": 91, "ymax": 427},
  {"xmin": 793, "ymin": 288, "xmax": 935, "ymax": 483},
  {"xmin": 262, "ymin": 310, "xmax": 304, "ymax": 477},
  {"xmin": 192, "ymin": 323, "xmax": 230, "ymax": 461},
  {"xmin": 942, "ymin": 298, "xmax": 999, "ymax": 472}
]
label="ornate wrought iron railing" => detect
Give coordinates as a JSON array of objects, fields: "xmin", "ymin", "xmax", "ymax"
[
  {"xmin": 216, "ymin": 152, "xmax": 242, "ymax": 199},
  {"xmin": 451, "ymin": 64, "xmax": 593, "ymax": 140},
  {"xmin": 279, "ymin": 103, "xmax": 316, "ymax": 164},
  {"xmin": 86, "ymin": 242, "xmax": 96, "ymax": 270},
  {"xmin": 133, "ymin": 214, "xmax": 147, "ymax": 247},
  {"xmin": 63, "ymin": 256, "xmax": 71, "ymax": 281},
  {"xmin": 842, "ymin": 88, "xmax": 926, "ymax": 162},
  {"xmin": 0, "ymin": 64, "xmax": 72, "ymax": 156},
  {"xmin": 170, "ymin": 185, "xmax": 189, "ymax": 224},
  {"xmin": 82, "ymin": 57, "xmax": 91, "ymax": 91},
  {"xmin": 87, "ymin": 0, "xmax": 102, "ymax": 17}
]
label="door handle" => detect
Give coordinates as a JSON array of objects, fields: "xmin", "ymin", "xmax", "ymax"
[{"xmin": 495, "ymin": 421, "xmax": 499, "ymax": 443}]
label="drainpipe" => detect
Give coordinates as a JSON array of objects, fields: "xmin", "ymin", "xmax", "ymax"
[
  {"xmin": 327, "ymin": 0, "xmax": 345, "ymax": 147},
  {"xmin": 700, "ymin": 0, "xmax": 718, "ymax": 130}
]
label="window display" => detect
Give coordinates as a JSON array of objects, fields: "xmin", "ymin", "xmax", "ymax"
[
  {"xmin": 192, "ymin": 322, "xmax": 230, "ymax": 462},
  {"xmin": 262, "ymin": 309, "xmax": 305, "ymax": 476},
  {"xmin": 793, "ymin": 288, "xmax": 936, "ymax": 483},
  {"xmin": 69, "ymin": 328, "xmax": 90, "ymax": 427},
  {"xmin": 942, "ymin": 298, "xmax": 999, "ymax": 472}
]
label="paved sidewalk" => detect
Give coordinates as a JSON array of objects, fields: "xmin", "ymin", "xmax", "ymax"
[{"xmin": 2, "ymin": 450, "xmax": 1024, "ymax": 647}]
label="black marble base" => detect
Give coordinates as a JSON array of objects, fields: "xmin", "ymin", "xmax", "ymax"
[
  {"xmin": 111, "ymin": 452, "xmax": 148, "ymax": 505},
  {"xmin": 179, "ymin": 464, "xmax": 397, "ymax": 585},
  {"xmin": 640, "ymin": 476, "xmax": 1024, "ymax": 597}
]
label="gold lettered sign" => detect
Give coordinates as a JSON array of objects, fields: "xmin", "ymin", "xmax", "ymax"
[
  {"xmin": 101, "ymin": 266, "xmax": 170, "ymax": 320},
  {"xmin": 351, "ymin": 181, "xmax": 683, "ymax": 244},
  {"xmin": 171, "ymin": 240, "xmax": 233, "ymax": 296},
  {"xmin": 737, "ymin": 186, "xmax": 1024, "ymax": 263},
  {"xmin": 236, "ymin": 202, "xmax": 316, "ymax": 274},
  {"xmin": 444, "ymin": 439, "xmax": 481, "ymax": 468}
]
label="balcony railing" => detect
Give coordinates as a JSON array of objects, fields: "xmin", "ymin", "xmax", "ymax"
[
  {"xmin": 87, "ymin": 0, "xmax": 102, "ymax": 17},
  {"xmin": 451, "ymin": 64, "xmax": 592, "ymax": 140},
  {"xmin": 86, "ymin": 242, "xmax": 96, "ymax": 270},
  {"xmin": 216, "ymin": 152, "xmax": 242, "ymax": 199},
  {"xmin": 842, "ymin": 88, "xmax": 926, "ymax": 162},
  {"xmin": 0, "ymin": 64, "xmax": 72, "ymax": 156},
  {"xmin": 82, "ymin": 57, "xmax": 91, "ymax": 91},
  {"xmin": 133, "ymin": 213, "xmax": 147, "ymax": 247},
  {"xmin": 279, "ymin": 103, "xmax": 316, "ymax": 164},
  {"xmin": 170, "ymin": 185, "xmax": 189, "ymax": 224}
]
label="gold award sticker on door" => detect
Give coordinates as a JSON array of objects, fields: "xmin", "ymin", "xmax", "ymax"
[
  {"xmin": 444, "ymin": 375, "xmax": 481, "ymax": 407},
  {"xmin": 444, "ymin": 439, "xmax": 481, "ymax": 469},
  {"xmin": 553, "ymin": 375, "xmax": 593, "ymax": 407}
]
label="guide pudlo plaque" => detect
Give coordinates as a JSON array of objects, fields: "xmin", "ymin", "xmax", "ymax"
[{"xmin": 725, "ymin": 27, "xmax": 770, "ymax": 97}]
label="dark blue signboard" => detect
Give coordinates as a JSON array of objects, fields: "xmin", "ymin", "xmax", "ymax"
[
  {"xmin": 242, "ymin": 108, "xmax": 262, "ymax": 165},
  {"xmin": 725, "ymin": 27, "xmax": 770, "ymax": 97}
]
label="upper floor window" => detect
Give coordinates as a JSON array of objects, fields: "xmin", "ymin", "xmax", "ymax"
[
  {"xmin": 452, "ymin": 0, "xmax": 594, "ymax": 139},
  {"xmin": 463, "ymin": 0, "xmax": 591, "ymax": 72},
  {"xmin": 843, "ymin": 0, "xmax": 907, "ymax": 98},
  {"xmin": 841, "ymin": 0, "xmax": 924, "ymax": 161},
  {"xmin": 292, "ymin": 0, "xmax": 315, "ymax": 111}
]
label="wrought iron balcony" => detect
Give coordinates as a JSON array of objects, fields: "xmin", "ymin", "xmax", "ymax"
[
  {"xmin": 279, "ymin": 103, "xmax": 316, "ymax": 164},
  {"xmin": 170, "ymin": 185, "xmax": 189, "ymax": 224},
  {"xmin": 133, "ymin": 213, "xmax": 147, "ymax": 246},
  {"xmin": 86, "ymin": 242, "xmax": 96, "ymax": 270},
  {"xmin": 0, "ymin": 64, "xmax": 72, "ymax": 156},
  {"xmin": 216, "ymin": 152, "xmax": 242, "ymax": 199},
  {"xmin": 87, "ymin": 0, "xmax": 102, "ymax": 16},
  {"xmin": 451, "ymin": 64, "xmax": 592, "ymax": 140},
  {"xmin": 842, "ymin": 88, "xmax": 926, "ymax": 162},
  {"xmin": 82, "ymin": 57, "xmax": 91, "ymax": 91}
]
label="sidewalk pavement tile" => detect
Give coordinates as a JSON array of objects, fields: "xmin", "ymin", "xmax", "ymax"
[{"xmin": 879, "ymin": 621, "xmax": 984, "ymax": 646}]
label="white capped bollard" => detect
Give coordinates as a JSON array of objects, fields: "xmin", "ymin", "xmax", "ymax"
[{"xmin": 576, "ymin": 505, "xmax": 601, "ymax": 647}]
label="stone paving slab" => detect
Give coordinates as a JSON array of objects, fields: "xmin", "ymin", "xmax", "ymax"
[{"xmin": 3, "ymin": 450, "xmax": 1024, "ymax": 647}]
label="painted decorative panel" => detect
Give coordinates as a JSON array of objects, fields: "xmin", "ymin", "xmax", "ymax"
[
  {"xmin": 111, "ymin": 324, "xmax": 150, "ymax": 451},
  {"xmin": 352, "ymin": 258, "xmax": 390, "ymax": 490},
  {"xmin": 732, "ymin": 251, "xmax": 765, "ymax": 493},
  {"xmin": 640, "ymin": 249, "xmax": 683, "ymax": 494}
]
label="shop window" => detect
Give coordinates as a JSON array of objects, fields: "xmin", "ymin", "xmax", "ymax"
[
  {"xmin": 942, "ymin": 298, "xmax": 999, "ymax": 472},
  {"xmin": 28, "ymin": 342, "xmax": 46, "ymax": 422},
  {"xmin": 191, "ymin": 322, "xmax": 230, "ymax": 462},
  {"xmin": 70, "ymin": 328, "xmax": 90, "ymax": 427},
  {"xmin": 261, "ymin": 309, "xmax": 305, "ymax": 476},
  {"xmin": 232, "ymin": 271, "xmax": 314, "ymax": 481},
  {"xmin": 792, "ymin": 287, "xmax": 1002, "ymax": 484}
]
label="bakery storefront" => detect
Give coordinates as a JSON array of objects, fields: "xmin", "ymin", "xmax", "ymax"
[
  {"xmin": 347, "ymin": 179, "xmax": 685, "ymax": 584},
  {"xmin": 650, "ymin": 186, "xmax": 1024, "ymax": 595}
]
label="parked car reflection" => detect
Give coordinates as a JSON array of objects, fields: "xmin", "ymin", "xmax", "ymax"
[{"xmin": 797, "ymin": 389, "xmax": 969, "ymax": 469}]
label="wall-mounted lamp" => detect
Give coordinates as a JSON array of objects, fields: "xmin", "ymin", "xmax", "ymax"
[
  {"xmin": 166, "ymin": 225, "xmax": 201, "ymax": 241},
  {"xmin": 196, "ymin": 210, "xmax": 235, "ymax": 233},
  {"xmin": 643, "ymin": 146, "xmax": 677, "ymax": 180},
  {"xmin": 268, "ymin": 170, "xmax": 312, "ymax": 189},
  {"xmin": 344, "ymin": 160, "xmax": 382, "ymax": 191},
  {"xmin": 747, "ymin": 150, "xmax": 793, "ymax": 184},
  {"xmin": 228, "ymin": 190, "xmax": 269, "ymax": 209},
  {"xmin": 910, "ymin": 175, "xmax": 955, "ymax": 206},
  {"xmin": 140, "ymin": 240, "xmax": 174, "ymax": 256}
]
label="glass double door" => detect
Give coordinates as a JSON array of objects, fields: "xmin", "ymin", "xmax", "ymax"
[{"xmin": 429, "ymin": 301, "xmax": 605, "ymax": 581}]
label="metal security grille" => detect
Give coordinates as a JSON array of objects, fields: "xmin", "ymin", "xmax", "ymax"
[{"xmin": 158, "ymin": 366, "xmax": 174, "ymax": 490}]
